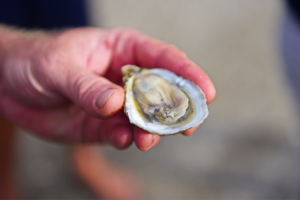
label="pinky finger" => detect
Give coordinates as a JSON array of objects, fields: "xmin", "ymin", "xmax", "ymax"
[
  {"xmin": 181, "ymin": 125, "xmax": 200, "ymax": 136},
  {"xmin": 134, "ymin": 126, "xmax": 161, "ymax": 151}
]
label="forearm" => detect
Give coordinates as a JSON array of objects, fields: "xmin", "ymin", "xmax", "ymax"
[
  {"xmin": 0, "ymin": 25, "xmax": 20, "ymax": 43},
  {"xmin": 0, "ymin": 25, "xmax": 21, "ymax": 68},
  {"xmin": 0, "ymin": 25, "xmax": 56, "ymax": 107},
  {"xmin": 0, "ymin": 25, "xmax": 53, "ymax": 67}
]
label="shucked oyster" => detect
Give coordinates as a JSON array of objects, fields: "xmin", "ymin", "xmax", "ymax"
[{"xmin": 122, "ymin": 65, "xmax": 208, "ymax": 136}]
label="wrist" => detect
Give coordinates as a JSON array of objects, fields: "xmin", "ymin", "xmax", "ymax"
[
  {"xmin": 0, "ymin": 25, "xmax": 53, "ymax": 63},
  {"xmin": 0, "ymin": 25, "xmax": 54, "ymax": 81}
]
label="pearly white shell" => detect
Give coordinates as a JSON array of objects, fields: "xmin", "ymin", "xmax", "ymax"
[{"xmin": 123, "ymin": 65, "xmax": 209, "ymax": 136}]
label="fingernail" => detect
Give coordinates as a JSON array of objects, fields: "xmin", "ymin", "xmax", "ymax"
[{"xmin": 95, "ymin": 88, "xmax": 117, "ymax": 108}]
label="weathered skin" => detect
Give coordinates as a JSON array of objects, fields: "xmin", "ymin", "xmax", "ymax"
[{"xmin": 0, "ymin": 26, "xmax": 216, "ymax": 150}]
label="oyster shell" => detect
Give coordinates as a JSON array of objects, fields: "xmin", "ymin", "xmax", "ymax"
[{"xmin": 122, "ymin": 65, "xmax": 208, "ymax": 136}]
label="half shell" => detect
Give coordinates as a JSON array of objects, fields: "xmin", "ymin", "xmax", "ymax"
[{"xmin": 122, "ymin": 65, "xmax": 208, "ymax": 136}]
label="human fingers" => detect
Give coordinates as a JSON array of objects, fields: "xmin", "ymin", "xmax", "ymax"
[
  {"xmin": 1, "ymin": 28, "xmax": 123, "ymax": 119},
  {"xmin": 133, "ymin": 127, "xmax": 161, "ymax": 151},
  {"xmin": 181, "ymin": 125, "xmax": 200, "ymax": 136},
  {"xmin": 106, "ymin": 28, "xmax": 216, "ymax": 104},
  {"xmin": 0, "ymin": 92, "xmax": 85, "ymax": 142},
  {"xmin": 135, "ymin": 35, "xmax": 216, "ymax": 104},
  {"xmin": 37, "ymin": 30, "xmax": 124, "ymax": 118},
  {"xmin": 57, "ymin": 69, "xmax": 125, "ymax": 119},
  {"xmin": 0, "ymin": 93, "xmax": 134, "ymax": 147},
  {"xmin": 85, "ymin": 112, "xmax": 134, "ymax": 149}
]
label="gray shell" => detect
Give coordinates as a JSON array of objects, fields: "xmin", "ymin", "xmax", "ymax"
[{"xmin": 122, "ymin": 65, "xmax": 209, "ymax": 136}]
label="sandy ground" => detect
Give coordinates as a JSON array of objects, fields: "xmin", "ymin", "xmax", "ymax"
[{"xmin": 14, "ymin": 0, "xmax": 300, "ymax": 199}]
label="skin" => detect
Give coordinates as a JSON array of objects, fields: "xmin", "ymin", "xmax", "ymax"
[{"xmin": 0, "ymin": 26, "xmax": 216, "ymax": 151}]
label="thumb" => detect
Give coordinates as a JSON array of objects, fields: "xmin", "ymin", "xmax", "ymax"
[{"xmin": 58, "ymin": 69, "xmax": 124, "ymax": 119}]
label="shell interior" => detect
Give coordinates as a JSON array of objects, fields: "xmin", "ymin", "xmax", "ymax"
[{"xmin": 124, "ymin": 66, "xmax": 209, "ymax": 135}]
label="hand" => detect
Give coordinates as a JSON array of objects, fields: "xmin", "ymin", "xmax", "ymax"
[{"xmin": 0, "ymin": 27, "xmax": 215, "ymax": 151}]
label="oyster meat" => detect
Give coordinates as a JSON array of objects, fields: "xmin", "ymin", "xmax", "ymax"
[{"xmin": 122, "ymin": 65, "xmax": 208, "ymax": 136}]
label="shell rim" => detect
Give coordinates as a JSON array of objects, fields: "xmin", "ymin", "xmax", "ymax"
[{"xmin": 123, "ymin": 67, "xmax": 209, "ymax": 136}]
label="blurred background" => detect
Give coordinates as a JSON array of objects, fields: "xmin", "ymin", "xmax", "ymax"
[{"xmin": 12, "ymin": 0, "xmax": 300, "ymax": 199}]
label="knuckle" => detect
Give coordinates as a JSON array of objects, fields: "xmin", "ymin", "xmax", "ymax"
[
  {"xmin": 34, "ymin": 41, "xmax": 64, "ymax": 69},
  {"xmin": 74, "ymin": 75, "xmax": 98, "ymax": 102}
]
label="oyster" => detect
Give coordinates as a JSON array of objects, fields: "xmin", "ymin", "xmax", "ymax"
[{"xmin": 122, "ymin": 65, "xmax": 208, "ymax": 136}]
